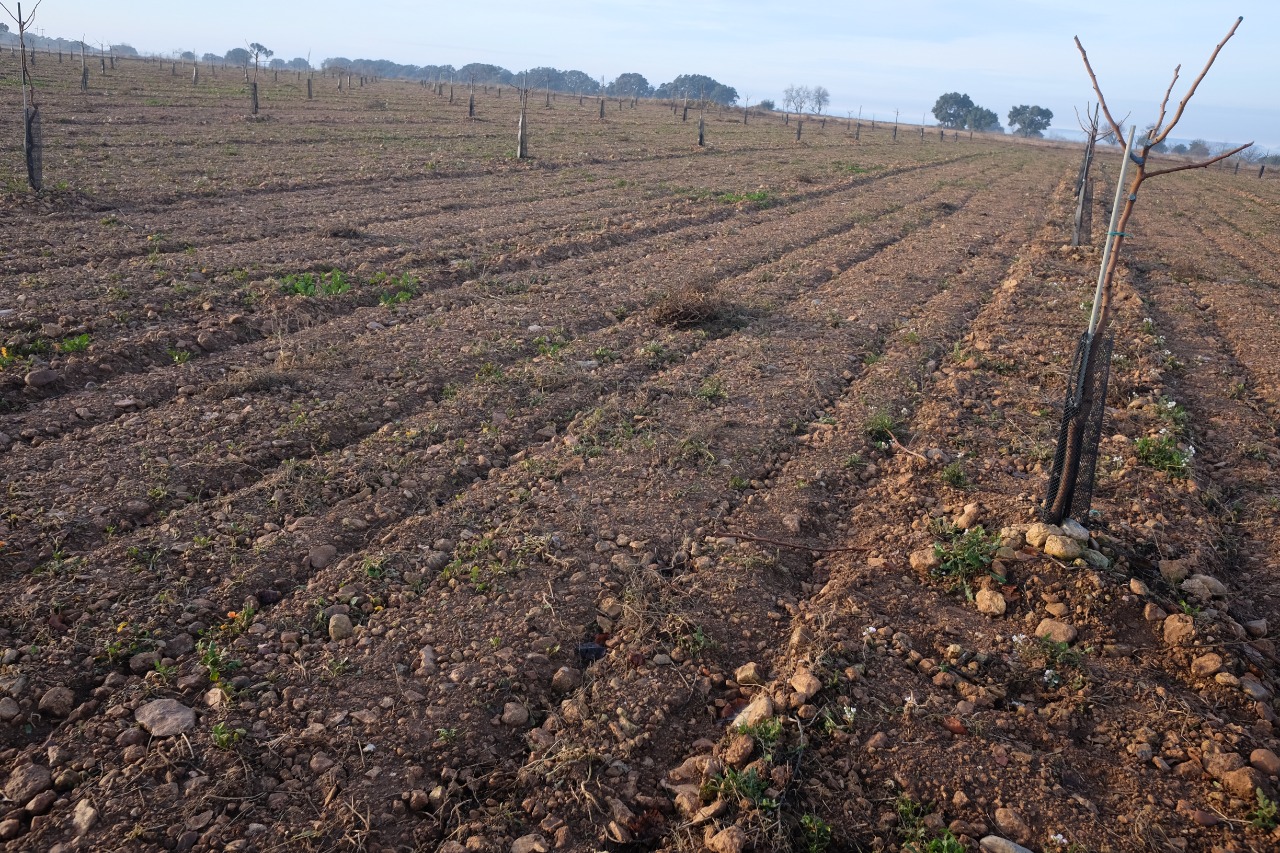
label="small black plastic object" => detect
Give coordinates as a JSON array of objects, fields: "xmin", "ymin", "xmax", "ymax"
[{"xmin": 576, "ymin": 642, "xmax": 606, "ymax": 663}]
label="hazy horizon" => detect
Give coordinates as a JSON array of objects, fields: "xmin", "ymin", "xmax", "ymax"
[{"xmin": 7, "ymin": 1, "xmax": 1277, "ymax": 150}]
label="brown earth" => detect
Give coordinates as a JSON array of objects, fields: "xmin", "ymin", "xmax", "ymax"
[{"xmin": 1, "ymin": 53, "xmax": 1279, "ymax": 853}]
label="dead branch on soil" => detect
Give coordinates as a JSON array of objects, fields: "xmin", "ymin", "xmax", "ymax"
[{"xmin": 713, "ymin": 530, "xmax": 867, "ymax": 554}]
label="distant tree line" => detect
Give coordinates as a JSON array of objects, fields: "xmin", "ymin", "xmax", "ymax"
[
  {"xmin": 781, "ymin": 84, "xmax": 831, "ymax": 115},
  {"xmin": 930, "ymin": 93, "xmax": 1056, "ymax": 136},
  {"xmin": 312, "ymin": 57, "xmax": 740, "ymax": 104},
  {"xmin": 932, "ymin": 93, "xmax": 1005, "ymax": 133}
]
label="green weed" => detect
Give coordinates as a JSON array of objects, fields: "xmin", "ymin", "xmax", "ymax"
[
  {"xmin": 57, "ymin": 334, "xmax": 91, "ymax": 353},
  {"xmin": 940, "ymin": 462, "xmax": 967, "ymax": 488},
  {"xmin": 800, "ymin": 814, "xmax": 833, "ymax": 853},
  {"xmin": 210, "ymin": 722, "xmax": 245, "ymax": 749},
  {"xmin": 1135, "ymin": 434, "xmax": 1190, "ymax": 476},
  {"xmin": 932, "ymin": 526, "xmax": 1001, "ymax": 598},
  {"xmin": 1250, "ymin": 789, "xmax": 1278, "ymax": 830}
]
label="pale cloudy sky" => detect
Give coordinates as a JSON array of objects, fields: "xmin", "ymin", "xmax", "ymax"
[{"xmin": 12, "ymin": 1, "xmax": 1279, "ymax": 148}]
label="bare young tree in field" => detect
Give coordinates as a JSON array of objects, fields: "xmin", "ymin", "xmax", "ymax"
[
  {"xmin": 1043, "ymin": 17, "xmax": 1252, "ymax": 525},
  {"xmin": 1, "ymin": 0, "xmax": 43, "ymax": 189}
]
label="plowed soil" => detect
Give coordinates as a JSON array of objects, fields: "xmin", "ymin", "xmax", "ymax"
[{"xmin": 2, "ymin": 55, "xmax": 1280, "ymax": 853}]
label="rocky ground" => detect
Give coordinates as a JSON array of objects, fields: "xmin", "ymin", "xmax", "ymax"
[{"xmin": 2, "ymin": 54, "xmax": 1280, "ymax": 853}]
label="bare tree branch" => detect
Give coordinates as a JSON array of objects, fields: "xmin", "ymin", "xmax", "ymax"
[
  {"xmin": 1150, "ymin": 16, "xmax": 1244, "ymax": 146},
  {"xmin": 1152, "ymin": 64, "xmax": 1181, "ymax": 136},
  {"xmin": 0, "ymin": 0, "xmax": 40, "ymax": 26},
  {"xmin": 1146, "ymin": 142, "xmax": 1254, "ymax": 178},
  {"xmin": 1074, "ymin": 36, "xmax": 1125, "ymax": 145}
]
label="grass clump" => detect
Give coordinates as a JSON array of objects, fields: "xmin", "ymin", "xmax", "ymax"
[
  {"xmin": 864, "ymin": 410, "xmax": 897, "ymax": 443},
  {"xmin": 696, "ymin": 376, "xmax": 727, "ymax": 404},
  {"xmin": 932, "ymin": 526, "xmax": 1001, "ymax": 598},
  {"xmin": 940, "ymin": 461, "xmax": 967, "ymax": 488},
  {"xmin": 1135, "ymin": 434, "xmax": 1190, "ymax": 476},
  {"xmin": 650, "ymin": 281, "xmax": 727, "ymax": 329},
  {"xmin": 718, "ymin": 189, "xmax": 775, "ymax": 207},
  {"xmin": 282, "ymin": 270, "xmax": 351, "ymax": 297}
]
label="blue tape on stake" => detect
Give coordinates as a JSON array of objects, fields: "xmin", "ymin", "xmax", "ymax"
[
  {"xmin": 1129, "ymin": 152, "xmax": 1145, "ymax": 165},
  {"xmin": 1108, "ymin": 231, "xmax": 1129, "ymax": 237}
]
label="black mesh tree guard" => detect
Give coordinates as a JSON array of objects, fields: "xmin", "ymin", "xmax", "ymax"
[
  {"xmin": 1042, "ymin": 332, "xmax": 1113, "ymax": 524},
  {"xmin": 24, "ymin": 104, "xmax": 42, "ymax": 191}
]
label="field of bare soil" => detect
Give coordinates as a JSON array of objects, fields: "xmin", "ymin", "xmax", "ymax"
[{"xmin": 2, "ymin": 53, "xmax": 1280, "ymax": 853}]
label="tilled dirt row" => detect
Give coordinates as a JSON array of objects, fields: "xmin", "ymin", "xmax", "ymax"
[
  {"xmin": 1, "ymin": 152, "xmax": 997, "ymax": 570},
  {"xmin": 719, "ymin": 172, "xmax": 1280, "ymax": 853}
]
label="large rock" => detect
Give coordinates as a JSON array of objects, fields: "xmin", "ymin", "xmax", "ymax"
[
  {"xmin": 993, "ymin": 807, "xmax": 1031, "ymax": 844},
  {"xmin": 734, "ymin": 662, "xmax": 765, "ymax": 686},
  {"xmin": 1024, "ymin": 523, "xmax": 1062, "ymax": 549},
  {"xmin": 38, "ymin": 686, "xmax": 75, "ymax": 718},
  {"xmin": 1251, "ymin": 749, "xmax": 1280, "ymax": 777},
  {"xmin": 723, "ymin": 734, "xmax": 754, "ymax": 768},
  {"xmin": 1043, "ymin": 535, "xmax": 1082, "ymax": 560},
  {"xmin": 1181, "ymin": 573, "xmax": 1227, "ymax": 601},
  {"xmin": 1221, "ymin": 767, "xmax": 1267, "ymax": 799},
  {"xmin": 550, "ymin": 666, "xmax": 581, "ymax": 693},
  {"xmin": 328, "ymin": 613, "xmax": 353, "ymax": 641},
  {"xmin": 790, "ymin": 668, "xmax": 822, "ymax": 704},
  {"xmin": 1190, "ymin": 653, "xmax": 1223, "ymax": 678},
  {"xmin": 1239, "ymin": 675, "xmax": 1273, "ymax": 701},
  {"xmin": 707, "ymin": 825, "xmax": 747, "ymax": 853},
  {"xmin": 511, "ymin": 833, "xmax": 548, "ymax": 853},
  {"xmin": 734, "ymin": 694, "xmax": 774, "ymax": 728},
  {"xmin": 1035, "ymin": 619, "xmax": 1077, "ymax": 644},
  {"xmin": 1163, "ymin": 614, "xmax": 1197, "ymax": 646},
  {"xmin": 135, "ymin": 698, "xmax": 196, "ymax": 737},
  {"xmin": 952, "ymin": 502, "xmax": 980, "ymax": 530},
  {"xmin": 980, "ymin": 838, "xmax": 1034, "ymax": 853},
  {"xmin": 72, "ymin": 799, "xmax": 99, "ymax": 835},
  {"xmin": 501, "ymin": 703, "xmax": 529, "ymax": 727},
  {"xmin": 4, "ymin": 764, "xmax": 53, "ymax": 804},
  {"xmin": 1060, "ymin": 519, "xmax": 1090, "ymax": 542},
  {"xmin": 1159, "ymin": 559, "xmax": 1191, "ymax": 584},
  {"xmin": 1204, "ymin": 752, "xmax": 1244, "ymax": 778},
  {"xmin": 976, "ymin": 588, "xmax": 1006, "ymax": 616},
  {"xmin": 308, "ymin": 543, "xmax": 338, "ymax": 569},
  {"xmin": 24, "ymin": 368, "xmax": 59, "ymax": 388},
  {"xmin": 909, "ymin": 547, "xmax": 940, "ymax": 573}
]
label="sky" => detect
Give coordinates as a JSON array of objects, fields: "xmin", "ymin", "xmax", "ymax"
[{"xmin": 9, "ymin": 1, "xmax": 1278, "ymax": 149}]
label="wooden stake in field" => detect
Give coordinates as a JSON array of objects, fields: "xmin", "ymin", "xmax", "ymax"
[
  {"xmin": 307, "ymin": 77, "xmax": 312, "ymax": 100},
  {"xmin": 251, "ymin": 81, "xmax": 259, "ymax": 115},
  {"xmin": 192, "ymin": 63, "xmax": 198, "ymax": 86},
  {"xmin": 516, "ymin": 89, "xmax": 528, "ymax": 159},
  {"xmin": 1043, "ymin": 17, "xmax": 1253, "ymax": 525},
  {"xmin": 698, "ymin": 114, "xmax": 705, "ymax": 146}
]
